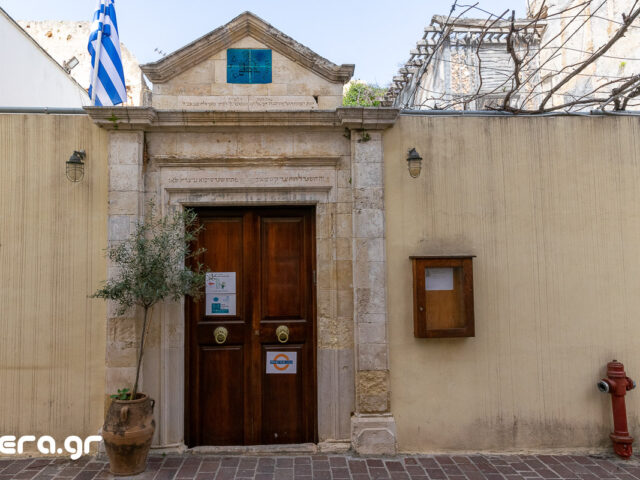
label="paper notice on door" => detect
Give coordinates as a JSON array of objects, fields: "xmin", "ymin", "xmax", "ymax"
[
  {"xmin": 206, "ymin": 272, "xmax": 236, "ymax": 294},
  {"xmin": 206, "ymin": 293, "xmax": 236, "ymax": 316},
  {"xmin": 266, "ymin": 351, "xmax": 297, "ymax": 374},
  {"xmin": 425, "ymin": 267, "xmax": 454, "ymax": 291}
]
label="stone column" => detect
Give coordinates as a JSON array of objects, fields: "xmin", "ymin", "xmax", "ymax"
[
  {"xmin": 339, "ymin": 108, "xmax": 399, "ymax": 455},
  {"xmin": 105, "ymin": 131, "xmax": 145, "ymax": 401}
]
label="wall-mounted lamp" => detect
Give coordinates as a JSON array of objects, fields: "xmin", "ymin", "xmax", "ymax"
[
  {"xmin": 407, "ymin": 148, "xmax": 422, "ymax": 178},
  {"xmin": 66, "ymin": 150, "xmax": 86, "ymax": 182},
  {"xmin": 62, "ymin": 56, "xmax": 79, "ymax": 73}
]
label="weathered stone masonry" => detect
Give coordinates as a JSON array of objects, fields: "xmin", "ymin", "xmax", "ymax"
[
  {"xmin": 341, "ymin": 110, "xmax": 398, "ymax": 455},
  {"xmin": 88, "ymin": 9, "xmax": 401, "ymax": 454},
  {"xmin": 89, "ymin": 107, "xmax": 400, "ymax": 454}
]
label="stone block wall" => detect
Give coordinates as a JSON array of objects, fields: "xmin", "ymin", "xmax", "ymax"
[
  {"xmin": 139, "ymin": 125, "xmax": 356, "ymax": 447},
  {"xmin": 105, "ymin": 131, "xmax": 145, "ymax": 399},
  {"xmin": 350, "ymin": 130, "xmax": 397, "ymax": 455}
]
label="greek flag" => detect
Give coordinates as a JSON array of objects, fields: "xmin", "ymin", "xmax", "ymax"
[{"xmin": 87, "ymin": 0, "xmax": 126, "ymax": 106}]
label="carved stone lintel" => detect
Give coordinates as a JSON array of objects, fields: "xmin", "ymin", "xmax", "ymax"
[
  {"xmin": 86, "ymin": 107, "xmax": 401, "ymax": 131},
  {"xmin": 151, "ymin": 156, "xmax": 340, "ymax": 168},
  {"xmin": 84, "ymin": 107, "xmax": 157, "ymax": 129},
  {"xmin": 337, "ymin": 107, "xmax": 400, "ymax": 130},
  {"xmin": 84, "ymin": 107, "xmax": 343, "ymax": 130}
]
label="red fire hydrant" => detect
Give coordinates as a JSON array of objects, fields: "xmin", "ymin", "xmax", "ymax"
[{"xmin": 597, "ymin": 360, "xmax": 636, "ymax": 459}]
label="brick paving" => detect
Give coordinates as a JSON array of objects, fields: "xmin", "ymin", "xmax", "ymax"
[{"xmin": 0, "ymin": 453, "xmax": 639, "ymax": 480}]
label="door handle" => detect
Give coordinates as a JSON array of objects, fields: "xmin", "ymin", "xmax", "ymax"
[
  {"xmin": 214, "ymin": 326, "xmax": 228, "ymax": 344},
  {"xmin": 276, "ymin": 325, "xmax": 289, "ymax": 344}
]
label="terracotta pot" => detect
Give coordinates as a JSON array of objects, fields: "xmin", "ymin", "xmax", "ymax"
[{"xmin": 102, "ymin": 393, "xmax": 155, "ymax": 476}]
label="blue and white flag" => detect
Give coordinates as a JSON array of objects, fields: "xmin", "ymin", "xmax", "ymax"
[{"xmin": 87, "ymin": 0, "xmax": 126, "ymax": 106}]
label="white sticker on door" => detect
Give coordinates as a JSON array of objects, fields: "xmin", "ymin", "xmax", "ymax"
[
  {"xmin": 266, "ymin": 351, "xmax": 297, "ymax": 374},
  {"xmin": 206, "ymin": 293, "xmax": 236, "ymax": 316},
  {"xmin": 206, "ymin": 272, "xmax": 236, "ymax": 294}
]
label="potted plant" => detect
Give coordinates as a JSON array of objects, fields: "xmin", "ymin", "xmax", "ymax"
[{"xmin": 93, "ymin": 205, "xmax": 205, "ymax": 476}]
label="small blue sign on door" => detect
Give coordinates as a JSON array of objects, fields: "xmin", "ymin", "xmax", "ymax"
[
  {"xmin": 211, "ymin": 297, "xmax": 228, "ymax": 314},
  {"xmin": 206, "ymin": 293, "xmax": 236, "ymax": 316}
]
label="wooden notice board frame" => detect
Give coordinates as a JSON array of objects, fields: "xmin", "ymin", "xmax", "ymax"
[{"xmin": 410, "ymin": 256, "xmax": 475, "ymax": 338}]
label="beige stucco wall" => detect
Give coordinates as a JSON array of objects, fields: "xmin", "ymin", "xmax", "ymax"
[
  {"xmin": 0, "ymin": 114, "xmax": 108, "ymax": 452},
  {"xmin": 383, "ymin": 114, "xmax": 640, "ymax": 452},
  {"xmin": 151, "ymin": 36, "xmax": 344, "ymax": 110}
]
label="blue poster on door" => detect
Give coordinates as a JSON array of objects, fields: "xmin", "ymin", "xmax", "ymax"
[{"xmin": 206, "ymin": 293, "xmax": 236, "ymax": 316}]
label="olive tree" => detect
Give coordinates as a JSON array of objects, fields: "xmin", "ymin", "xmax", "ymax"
[{"xmin": 93, "ymin": 205, "xmax": 206, "ymax": 399}]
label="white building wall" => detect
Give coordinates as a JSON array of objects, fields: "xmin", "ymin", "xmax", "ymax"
[
  {"xmin": 0, "ymin": 10, "xmax": 87, "ymax": 108},
  {"xmin": 528, "ymin": 0, "xmax": 640, "ymax": 110}
]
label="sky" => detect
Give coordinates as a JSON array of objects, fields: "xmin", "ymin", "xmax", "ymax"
[{"xmin": 1, "ymin": 0, "xmax": 525, "ymax": 85}]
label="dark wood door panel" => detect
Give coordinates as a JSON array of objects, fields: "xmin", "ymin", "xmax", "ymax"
[
  {"xmin": 198, "ymin": 346, "xmax": 244, "ymax": 446},
  {"xmin": 200, "ymin": 216, "xmax": 244, "ymax": 323},
  {"xmin": 258, "ymin": 322, "xmax": 308, "ymax": 341},
  {"xmin": 261, "ymin": 344, "xmax": 304, "ymax": 444},
  {"xmin": 261, "ymin": 217, "xmax": 305, "ymax": 320}
]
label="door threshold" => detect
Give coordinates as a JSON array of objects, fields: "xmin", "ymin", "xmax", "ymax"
[{"xmin": 189, "ymin": 443, "xmax": 318, "ymax": 455}]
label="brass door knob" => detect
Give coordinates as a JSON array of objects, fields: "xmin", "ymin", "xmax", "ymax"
[
  {"xmin": 214, "ymin": 326, "xmax": 228, "ymax": 344},
  {"xmin": 276, "ymin": 325, "xmax": 289, "ymax": 344}
]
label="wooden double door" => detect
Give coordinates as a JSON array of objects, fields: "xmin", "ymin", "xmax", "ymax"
[{"xmin": 186, "ymin": 207, "xmax": 316, "ymax": 447}]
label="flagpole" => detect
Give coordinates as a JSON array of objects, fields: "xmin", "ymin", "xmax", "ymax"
[{"xmin": 90, "ymin": 0, "xmax": 105, "ymax": 106}]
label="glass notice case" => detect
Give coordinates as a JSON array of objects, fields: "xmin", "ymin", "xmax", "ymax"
[{"xmin": 410, "ymin": 256, "xmax": 475, "ymax": 338}]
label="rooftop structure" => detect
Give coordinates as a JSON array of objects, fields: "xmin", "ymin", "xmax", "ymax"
[{"xmin": 387, "ymin": 15, "xmax": 545, "ymax": 110}]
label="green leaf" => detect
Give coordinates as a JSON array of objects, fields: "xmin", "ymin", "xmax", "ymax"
[
  {"xmin": 343, "ymin": 81, "xmax": 388, "ymax": 107},
  {"xmin": 93, "ymin": 202, "xmax": 208, "ymax": 399},
  {"xmin": 92, "ymin": 202, "xmax": 207, "ymax": 313}
]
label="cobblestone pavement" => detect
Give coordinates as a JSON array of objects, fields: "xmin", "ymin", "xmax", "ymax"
[{"xmin": 0, "ymin": 453, "xmax": 639, "ymax": 480}]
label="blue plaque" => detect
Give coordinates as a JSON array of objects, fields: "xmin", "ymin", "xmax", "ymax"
[{"xmin": 227, "ymin": 49, "xmax": 272, "ymax": 84}]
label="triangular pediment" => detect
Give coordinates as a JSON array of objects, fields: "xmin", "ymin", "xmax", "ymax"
[{"xmin": 141, "ymin": 12, "xmax": 354, "ymax": 84}]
